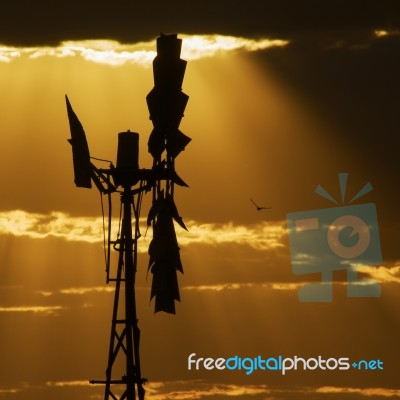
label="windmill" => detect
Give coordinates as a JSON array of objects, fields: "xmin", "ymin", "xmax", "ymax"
[{"xmin": 65, "ymin": 34, "xmax": 190, "ymax": 400}]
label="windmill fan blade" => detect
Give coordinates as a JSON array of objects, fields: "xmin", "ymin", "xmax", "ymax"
[
  {"xmin": 65, "ymin": 95, "xmax": 92, "ymax": 188},
  {"xmin": 166, "ymin": 129, "xmax": 191, "ymax": 159},
  {"xmin": 148, "ymin": 211, "xmax": 182, "ymax": 266},
  {"xmin": 147, "ymin": 196, "xmax": 164, "ymax": 227},
  {"xmin": 150, "ymin": 260, "xmax": 180, "ymax": 314},
  {"xmin": 148, "ymin": 210, "xmax": 183, "ymax": 313},
  {"xmin": 166, "ymin": 194, "xmax": 188, "ymax": 231},
  {"xmin": 146, "ymin": 89, "xmax": 189, "ymax": 130},
  {"xmin": 173, "ymin": 171, "xmax": 189, "ymax": 187},
  {"xmin": 148, "ymin": 128, "xmax": 166, "ymax": 160}
]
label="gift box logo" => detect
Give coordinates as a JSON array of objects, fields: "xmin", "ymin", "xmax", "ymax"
[{"xmin": 286, "ymin": 173, "xmax": 382, "ymax": 302}]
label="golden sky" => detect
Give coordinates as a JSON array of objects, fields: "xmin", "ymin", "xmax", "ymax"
[{"xmin": 0, "ymin": 32, "xmax": 399, "ymax": 400}]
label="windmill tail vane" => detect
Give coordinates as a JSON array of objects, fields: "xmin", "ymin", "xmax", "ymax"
[{"xmin": 65, "ymin": 95, "xmax": 92, "ymax": 189}]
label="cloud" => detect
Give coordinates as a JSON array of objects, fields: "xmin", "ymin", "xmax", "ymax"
[
  {"xmin": 59, "ymin": 286, "xmax": 115, "ymax": 295},
  {"xmin": 356, "ymin": 264, "xmax": 400, "ymax": 284},
  {"xmin": 46, "ymin": 380, "xmax": 90, "ymax": 387},
  {"xmin": 36, "ymin": 291, "xmax": 53, "ymax": 297},
  {"xmin": 6, "ymin": 380, "xmax": 400, "ymax": 399},
  {"xmin": 183, "ymin": 283, "xmax": 252, "ymax": 292},
  {"xmin": 178, "ymin": 221, "xmax": 286, "ymax": 251},
  {"xmin": 180, "ymin": 35, "xmax": 288, "ymax": 61},
  {"xmin": 0, "ymin": 388, "xmax": 19, "ymax": 394},
  {"xmin": 143, "ymin": 381, "xmax": 400, "ymax": 399},
  {"xmin": 36, "ymin": 286, "xmax": 115, "ymax": 298},
  {"xmin": 0, "ymin": 34, "xmax": 288, "ymax": 66},
  {"xmin": 43, "ymin": 380, "xmax": 271, "ymax": 399},
  {"xmin": 0, "ymin": 305, "xmax": 65, "ymax": 315},
  {"xmin": 316, "ymin": 386, "xmax": 400, "ymax": 397},
  {"xmin": 295, "ymin": 28, "xmax": 400, "ymax": 53},
  {"xmin": 38, "ymin": 282, "xmax": 299, "ymax": 298},
  {"xmin": 33, "ymin": 282, "xmax": 305, "ymax": 298},
  {"xmin": 373, "ymin": 29, "xmax": 400, "ymax": 39},
  {"xmin": 270, "ymin": 282, "xmax": 304, "ymax": 291},
  {"xmin": 0, "ymin": 210, "xmax": 105, "ymax": 243},
  {"xmin": 145, "ymin": 381, "xmax": 270, "ymax": 399},
  {"xmin": 0, "ymin": 29, "xmax": 396, "ymax": 68},
  {"xmin": 183, "ymin": 282, "xmax": 303, "ymax": 292},
  {"xmin": 182, "ymin": 265, "xmax": 400, "ymax": 294},
  {"xmin": 0, "ymin": 209, "xmax": 286, "ymax": 252}
]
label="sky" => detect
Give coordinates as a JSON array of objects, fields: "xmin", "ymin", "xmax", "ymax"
[{"xmin": 0, "ymin": 2, "xmax": 399, "ymax": 400}]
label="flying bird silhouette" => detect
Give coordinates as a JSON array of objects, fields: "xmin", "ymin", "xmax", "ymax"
[{"xmin": 250, "ymin": 198, "xmax": 272, "ymax": 211}]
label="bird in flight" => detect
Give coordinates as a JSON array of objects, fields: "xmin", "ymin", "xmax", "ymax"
[{"xmin": 250, "ymin": 198, "xmax": 272, "ymax": 211}]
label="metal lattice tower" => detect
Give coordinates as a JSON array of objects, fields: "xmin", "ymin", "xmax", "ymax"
[{"xmin": 65, "ymin": 34, "xmax": 190, "ymax": 400}]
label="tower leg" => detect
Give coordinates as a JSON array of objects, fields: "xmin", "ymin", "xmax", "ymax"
[{"xmin": 92, "ymin": 187, "xmax": 146, "ymax": 400}]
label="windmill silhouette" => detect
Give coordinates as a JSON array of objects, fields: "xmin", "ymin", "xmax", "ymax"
[{"xmin": 65, "ymin": 34, "xmax": 190, "ymax": 400}]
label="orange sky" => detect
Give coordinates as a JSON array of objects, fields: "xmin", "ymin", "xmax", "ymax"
[{"xmin": 0, "ymin": 34, "xmax": 399, "ymax": 400}]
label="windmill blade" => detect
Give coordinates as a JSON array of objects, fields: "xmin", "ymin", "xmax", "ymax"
[
  {"xmin": 151, "ymin": 261, "xmax": 179, "ymax": 314},
  {"xmin": 166, "ymin": 129, "xmax": 192, "ymax": 159},
  {"xmin": 65, "ymin": 95, "xmax": 92, "ymax": 188},
  {"xmin": 166, "ymin": 194, "xmax": 188, "ymax": 231},
  {"xmin": 148, "ymin": 210, "xmax": 183, "ymax": 314},
  {"xmin": 147, "ymin": 128, "xmax": 166, "ymax": 159},
  {"xmin": 146, "ymin": 88, "xmax": 189, "ymax": 130},
  {"xmin": 172, "ymin": 171, "xmax": 189, "ymax": 187}
]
